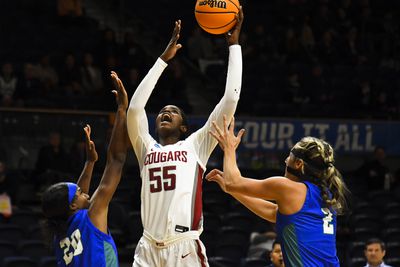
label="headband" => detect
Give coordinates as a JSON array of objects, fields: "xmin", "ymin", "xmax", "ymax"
[
  {"xmin": 66, "ymin": 183, "xmax": 78, "ymax": 205},
  {"xmin": 290, "ymin": 148, "xmax": 331, "ymax": 171}
]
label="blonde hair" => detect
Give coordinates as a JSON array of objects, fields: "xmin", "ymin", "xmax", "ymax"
[{"xmin": 291, "ymin": 136, "xmax": 349, "ymax": 214}]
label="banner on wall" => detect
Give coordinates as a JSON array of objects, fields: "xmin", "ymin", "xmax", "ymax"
[{"xmin": 148, "ymin": 116, "xmax": 400, "ymax": 155}]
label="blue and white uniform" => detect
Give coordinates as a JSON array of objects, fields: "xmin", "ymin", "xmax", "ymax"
[
  {"xmin": 55, "ymin": 209, "xmax": 118, "ymax": 267},
  {"xmin": 276, "ymin": 181, "xmax": 339, "ymax": 267}
]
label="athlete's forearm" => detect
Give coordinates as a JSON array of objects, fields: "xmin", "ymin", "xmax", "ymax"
[
  {"xmin": 231, "ymin": 193, "xmax": 277, "ymax": 223},
  {"xmin": 127, "ymin": 58, "xmax": 167, "ymax": 151},
  {"xmin": 128, "ymin": 58, "xmax": 167, "ymax": 112},
  {"xmin": 213, "ymin": 45, "xmax": 242, "ymax": 121},
  {"xmin": 108, "ymin": 108, "xmax": 128, "ymax": 164},
  {"xmin": 191, "ymin": 45, "xmax": 243, "ymax": 164},
  {"xmin": 223, "ymin": 45, "xmax": 242, "ymax": 103},
  {"xmin": 76, "ymin": 161, "xmax": 95, "ymax": 194}
]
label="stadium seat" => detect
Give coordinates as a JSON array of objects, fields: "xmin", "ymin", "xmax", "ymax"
[
  {"xmin": 241, "ymin": 257, "xmax": 270, "ymax": 267},
  {"xmin": 348, "ymin": 257, "xmax": 365, "ymax": 267},
  {"xmin": 0, "ymin": 225, "xmax": 25, "ymax": 244},
  {"xmin": 38, "ymin": 256, "xmax": 57, "ymax": 267},
  {"xmin": 382, "ymin": 228, "xmax": 400, "ymax": 242},
  {"xmin": 215, "ymin": 243, "xmax": 246, "ymax": 261},
  {"xmin": 347, "ymin": 241, "xmax": 365, "ymax": 258},
  {"xmin": 19, "ymin": 240, "xmax": 51, "ymax": 261},
  {"xmin": 386, "ymin": 242, "xmax": 400, "ymax": 258},
  {"xmin": 384, "ymin": 202, "xmax": 400, "ymax": 215},
  {"xmin": 222, "ymin": 212, "xmax": 254, "ymax": 231},
  {"xmin": 27, "ymin": 224, "xmax": 44, "ymax": 240},
  {"xmin": 385, "ymin": 257, "xmax": 400, "ymax": 266},
  {"xmin": 368, "ymin": 190, "xmax": 395, "ymax": 207},
  {"xmin": 352, "ymin": 227, "xmax": 379, "ymax": 242},
  {"xmin": 350, "ymin": 213, "xmax": 381, "ymax": 231},
  {"xmin": 0, "ymin": 241, "xmax": 18, "ymax": 258},
  {"xmin": 203, "ymin": 212, "xmax": 222, "ymax": 230},
  {"xmin": 203, "ymin": 189, "xmax": 230, "ymax": 215},
  {"xmin": 208, "ymin": 256, "xmax": 237, "ymax": 267},
  {"xmin": 9, "ymin": 210, "xmax": 40, "ymax": 231},
  {"xmin": 2, "ymin": 256, "xmax": 38, "ymax": 267},
  {"xmin": 217, "ymin": 227, "xmax": 250, "ymax": 248},
  {"xmin": 383, "ymin": 214, "xmax": 400, "ymax": 227}
]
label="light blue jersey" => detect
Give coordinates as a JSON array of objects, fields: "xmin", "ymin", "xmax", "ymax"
[
  {"xmin": 276, "ymin": 181, "xmax": 339, "ymax": 267},
  {"xmin": 54, "ymin": 209, "xmax": 118, "ymax": 267}
]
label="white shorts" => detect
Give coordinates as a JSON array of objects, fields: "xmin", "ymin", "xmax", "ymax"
[{"xmin": 132, "ymin": 230, "xmax": 209, "ymax": 267}]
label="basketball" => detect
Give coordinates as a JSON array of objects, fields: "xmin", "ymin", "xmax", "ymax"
[{"xmin": 195, "ymin": 0, "xmax": 240, "ymax": 35}]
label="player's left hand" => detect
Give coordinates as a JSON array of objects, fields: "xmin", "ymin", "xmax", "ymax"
[
  {"xmin": 84, "ymin": 124, "xmax": 98, "ymax": 163},
  {"xmin": 111, "ymin": 71, "xmax": 128, "ymax": 110},
  {"xmin": 226, "ymin": 6, "xmax": 244, "ymax": 45},
  {"xmin": 210, "ymin": 115, "xmax": 245, "ymax": 151}
]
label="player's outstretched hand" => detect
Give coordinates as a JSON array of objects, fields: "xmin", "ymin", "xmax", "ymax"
[
  {"xmin": 209, "ymin": 115, "xmax": 245, "ymax": 151},
  {"xmin": 206, "ymin": 169, "xmax": 227, "ymax": 193},
  {"xmin": 160, "ymin": 20, "xmax": 182, "ymax": 62},
  {"xmin": 111, "ymin": 71, "xmax": 128, "ymax": 110},
  {"xmin": 84, "ymin": 124, "xmax": 98, "ymax": 163},
  {"xmin": 226, "ymin": 6, "xmax": 244, "ymax": 46}
]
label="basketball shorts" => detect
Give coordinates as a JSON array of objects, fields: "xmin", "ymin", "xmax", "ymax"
[{"xmin": 132, "ymin": 230, "xmax": 209, "ymax": 267}]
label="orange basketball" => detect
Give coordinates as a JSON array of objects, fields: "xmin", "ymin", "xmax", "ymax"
[{"xmin": 195, "ymin": 0, "xmax": 240, "ymax": 35}]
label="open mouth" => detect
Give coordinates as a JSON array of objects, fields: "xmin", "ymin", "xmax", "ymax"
[{"xmin": 161, "ymin": 113, "xmax": 172, "ymax": 123}]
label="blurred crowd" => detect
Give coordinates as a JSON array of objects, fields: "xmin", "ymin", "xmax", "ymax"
[{"xmin": 1, "ymin": 0, "xmax": 400, "ymax": 119}]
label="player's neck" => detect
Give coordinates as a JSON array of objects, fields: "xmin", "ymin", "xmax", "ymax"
[{"xmin": 159, "ymin": 136, "xmax": 180, "ymax": 146}]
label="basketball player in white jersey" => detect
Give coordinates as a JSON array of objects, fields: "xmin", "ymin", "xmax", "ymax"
[{"xmin": 126, "ymin": 8, "xmax": 244, "ymax": 267}]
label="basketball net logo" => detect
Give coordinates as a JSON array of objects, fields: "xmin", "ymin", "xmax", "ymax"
[{"xmin": 198, "ymin": 0, "xmax": 227, "ymax": 9}]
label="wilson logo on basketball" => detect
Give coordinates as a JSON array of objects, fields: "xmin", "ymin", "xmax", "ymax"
[{"xmin": 198, "ymin": 0, "xmax": 227, "ymax": 9}]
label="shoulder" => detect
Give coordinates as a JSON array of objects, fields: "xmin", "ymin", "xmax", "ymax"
[{"xmin": 267, "ymin": 176, "xmax": 307, "ymax": 190}]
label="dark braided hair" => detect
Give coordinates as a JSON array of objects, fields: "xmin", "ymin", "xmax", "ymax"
[{"xmin": 291, "ymin": 137, "xmax": 349, "ymax": 214}]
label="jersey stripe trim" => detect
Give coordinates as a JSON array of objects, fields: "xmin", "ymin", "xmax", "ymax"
[
  {"xmin": 195, "ymin": 240, "xmax": 207, "ymax": 267},
  {"xmin": 191, "ymin": 164, "xmax": 204, "ymax": 230}
]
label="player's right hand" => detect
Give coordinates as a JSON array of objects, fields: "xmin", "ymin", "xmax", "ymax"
[{"xmin": 160, "ymin": 20, "xmax": 183, "ymax": 62}]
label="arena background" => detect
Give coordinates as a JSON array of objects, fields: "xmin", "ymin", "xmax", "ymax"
[{"xmin": 1, "ymin": 0, "xmax": 400, "ymax": 266}]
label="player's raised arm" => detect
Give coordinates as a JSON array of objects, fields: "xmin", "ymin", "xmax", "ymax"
[
  {"xmin": 76, "ymin": 124, "xmax": 98, "ymax": 194},
  {"xmin": 210, "ymin": 116, "xmax": 299, "ymax": 204},
  {"xmin": 88, "ymin": 71, "xmax": 129, "ymax": 233},
  {"xmin": 127, "ymin": 20, "xmax": 182, "ymax": 164},
  {"xmin": 206, "ymin": 168, "xmax": 278, "ymax": 222},
  {"xmin": 189, "ymin": 8, "xmax": 243, "ymax": 165}
]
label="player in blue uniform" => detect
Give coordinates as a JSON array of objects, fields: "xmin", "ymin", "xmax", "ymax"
[
  {"xmin": 41, "ymin": 71, "xmax": 129, "ymax": 267},
  {"xmin": 206, "ymin": 116, "xmax": 349, "ymax": 267}
]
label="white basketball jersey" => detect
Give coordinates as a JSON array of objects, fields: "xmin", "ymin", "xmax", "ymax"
[
  {"xmin": 127, "ymin": 45, "xmax": 242, "ymax": 241},
  {"xmin": 138, "ymin": 137, "xmax": 206, "ymax": 240}
]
